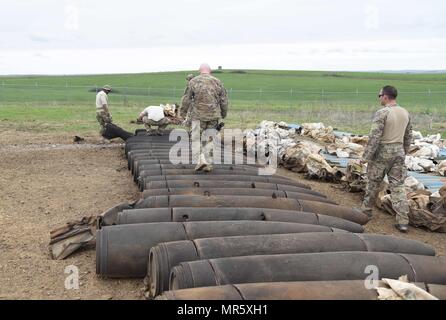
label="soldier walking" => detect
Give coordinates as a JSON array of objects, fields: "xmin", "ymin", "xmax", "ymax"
[
  {"xmin": 361, "ymin": 85, "xmax": 413, "ymax": 232},
  {"xmin": 180, "ymin": 64, "xmax": 228, "ymax": 172}
]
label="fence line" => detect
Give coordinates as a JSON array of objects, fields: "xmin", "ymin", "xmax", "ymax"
[{"xmin": 1, "ymin": 82, "xmax": 446, "ymax": 95}]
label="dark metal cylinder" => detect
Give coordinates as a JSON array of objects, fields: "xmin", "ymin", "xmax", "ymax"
[
  {"xmin": 169, "ymin": 252, "xmax": 446, "ymax": 290},
  {"xmin": 142, "ymin": 175, "xmax": 304, "ymax": 189},
  {"xmin": 96, "ymin": 221, "xmax": 343, "ymax": 278},
  {"xmin": 138, "ymin": 168, "xmax": 261, "ymax": 178},
  {"xmin": 116, "ymin": 207, "xmax": 364, "ymax": 233},
  {"xmin": 135, "ymin": 163, "xmax": 257, "ymax": 176},
  {"xmin": 134, "ymin": 195, "xmax": 369, "ymax": 225},
  {"xmin": 141, "ymin": 188, "xmax": 334, "ymax": 204},
  {"xmin": 149, "ymin": 233, "xmax": 435, "ymax": 297},
  {"xmin": 146, "ymin": 180, "xmax": 311, "ymax": 191},
  {"xmin": 157, "ymin": 280, "xmax": 446, "ymax": 300}
]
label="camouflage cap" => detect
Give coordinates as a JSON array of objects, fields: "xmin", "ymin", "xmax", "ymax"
[
  {"xmin": 186, "ymin": 74, "xmax": 195, "ymax": 81},
  {"xmin": 163, "ymin": 103, "xmax": 176, "ymax": 116},
  {"xmin": 102, "ymin": 85, "xmax": 112, "ymax": 91}
]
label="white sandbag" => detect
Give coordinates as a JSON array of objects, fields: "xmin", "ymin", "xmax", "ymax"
[
  {"xmin": 405, "ymin": 176, "xmax": 425, "ymax": 191},
  {"xmin": 437, "ymin": 160, "xmax": 446, "ymax": 176},
  {"xmin": 336, "ymin": 148, "xmax": 350, "ymax": 158}
]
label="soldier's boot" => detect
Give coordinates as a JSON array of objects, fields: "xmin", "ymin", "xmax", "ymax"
[
  {"xmin": 145, "ymin": 124, "xmax": 156, "ymax": 136},
  {"xmin": 202, "ymin": 165, "xmax": 213, "ymax": 173},
  {"xmin": 394, "ymin": 224, "xmax": 409, "ymax": 233},
  {"xmin": 146, "ymin": 130, "xmax": 157, "ymax": 136},
  {"xmin": 100, "ymin": 137, "xmax": 111, "ymax": 144},
  {"xmin": 194, "ymin": 154, "xmax": 209, "ymax": 172}
]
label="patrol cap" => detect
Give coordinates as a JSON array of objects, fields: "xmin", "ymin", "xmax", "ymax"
[{"xmin": 102, "ymin": 85, "xmax": 112, "ymax": 91}]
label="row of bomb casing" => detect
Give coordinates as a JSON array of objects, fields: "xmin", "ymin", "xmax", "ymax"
[{"xmin": 94, "ymin": 129, "xmax": 446, "ymax": 300}]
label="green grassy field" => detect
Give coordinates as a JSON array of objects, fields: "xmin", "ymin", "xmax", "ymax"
[{"xmin": 0, "ymin": 70, "xmax": 445, "ymax": 136}]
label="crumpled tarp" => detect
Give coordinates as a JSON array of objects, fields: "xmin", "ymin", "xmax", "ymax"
[
  {"xmin": 342, "ymin": 160, "xmax": 368, "ymax": 192},
  {"xmin": 409, "ymin": 143, "xmax": 441, "ymax": 159},
  {"xmin": 404, "ymin": 176, "xmax": 426, "ymax": 192},
  {"xmin": 49, "ymin": 216, "xmax": 97, "ymax": 259},
  {"xmin": 244, "ymin": 121, "xmax": 298, "ymax": 164},
  {"xmin": 281, "ymin": 141, "xmax": 322, "ymax": 173},
  {"xmin": 413, "ymin": 132, "xmax": 446, "ymax": 150},
  {"xmin": 438, "ymin": 160, "xmax": 446, "ymax": 176},
  {"xmin": 304, "ymin": 153, "xmax": 343, "ymax": 181},
  {"xmin": 405, "ymin": 156, "xmax": 436, "ymax": 172},
  {"xmin": 378, "ymin": 185, "xmax": 446, "ymax": 232},
  {"xmin": 245, "ymin": 121, "xmax": 342, "ymax": 182},
  {"xmin": 326, "ymin": 137, "xmax": 365, "ymax": 158},
  {"xmin": 376, "ymin": 275, "xmax": 438, "ymax": 300},
  {"xmin": 300, "ymin": 123, "xmax": 336, "ymax": 144}
]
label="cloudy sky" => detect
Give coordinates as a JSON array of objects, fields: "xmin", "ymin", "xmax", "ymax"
[{"xmin": 1, "ymin": 0, "xmax": 445, "ymax": 74}]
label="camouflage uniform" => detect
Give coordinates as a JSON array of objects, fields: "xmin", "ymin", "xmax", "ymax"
[
  {"xmin": 362, "ymin": 106, "xmax": 413, "ymax": 225},
  {"xmin": 179, "ymin": 74, "xmax": 196, "ymax": 128},
  {"xmin": 143, "ymin": 117, "xmax": 171, "ymax": 135},
  {"xmin": 180, "ymin": 74, "xmax": 228, "ymax": 169}
]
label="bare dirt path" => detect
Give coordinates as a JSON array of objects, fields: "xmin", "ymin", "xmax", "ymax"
[
  {"xmin": 0, "ymin": 132, "xmax": 141, "ymax": 300},
  {"xmin": 0, "ymin": 132, "xmax": 444, "ymax": 300}
]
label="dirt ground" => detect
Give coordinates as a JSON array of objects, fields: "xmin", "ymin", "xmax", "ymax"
[{"xmin": 0, "ymin": 130, "xmax": 445, "ymax": 300}]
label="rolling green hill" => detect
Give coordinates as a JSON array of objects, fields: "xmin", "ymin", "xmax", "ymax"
[{"xmin": 0, "ymin": 70, "xmax": 445, "ymax": 135}]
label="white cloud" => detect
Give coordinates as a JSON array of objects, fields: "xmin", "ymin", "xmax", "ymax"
[
  {"xmin": 1, "ymin": 38, "xmax": 445, "ymax": 75},
  {"xmin": 0, "ymin": 0, "xmax": 445, "ymax": 74}
]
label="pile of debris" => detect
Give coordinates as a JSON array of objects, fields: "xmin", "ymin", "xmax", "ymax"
[
  {"xmin": 299, "ymin": 122, "xmax": 446, "ymax": 175},
  {"xmin": 245, "ymin": 121, "xmax": 343, "ymax": 182},
  {"xmin": 406, "ymin": 132, "xmax": 446, "ymax": 175},
  {"xmin": 244, "ymin": 120, "xmax": 446, "ymax": 232}
]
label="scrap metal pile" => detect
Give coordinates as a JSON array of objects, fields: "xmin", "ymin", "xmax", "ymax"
[
  {"xmin": 91, "ymin": 129, "xmax": 446, "ymax": 300},
  {"xmin": 244, "ymin": 121, "xmax": 446, "ymax": 232}
]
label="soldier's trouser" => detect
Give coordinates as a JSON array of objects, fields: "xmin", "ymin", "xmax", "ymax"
[
  {"xmin": 143, "ymin": 117, "xmax": 170, "ymax": 134},
  {"xmin": 191, "ymin": 119, "xmax": 219, "ymax": 167},
  {"xmin": 96, "ymin": 112, "xmax": 112, "ymax": 135},
  {"xmin": 363, "ymin": 143, "xmax": 410, "ymax": 225}
]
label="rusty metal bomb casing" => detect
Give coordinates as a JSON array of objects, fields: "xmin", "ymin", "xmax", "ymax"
[
  {"xmin": 96, "ymin": 221, "xmax": 345, "ymax": 278},
  {"xmin": 157, "ymin": 281, "xmax": 446, "ymax": 300},
  {"xmin": 115, "ymin": 207, "xmax": 364, "ymax": 233},
  {"xmin": 169, "ymin": 252, "xmax": 446, "ymax": 290},
  {"xmin": 141, "ymin": 188, "xmax": 333, "ymax": 204},
  {"xmin": 148, "ymin": 232, "xmax": 435, "ymax": 298},
  {"xmin": 134, "ymin": 195, "xmax": 369, "ymax": 225}
]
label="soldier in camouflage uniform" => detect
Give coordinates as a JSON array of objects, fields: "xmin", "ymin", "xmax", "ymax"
[
  {"xmin": 361, "ymin": 85, "xmax": 413, "ymax": 232},
  {"xmin": 95, "ymin": 85, "xmax": 113, "ymax": 137},
  {"xmin": 179, "ymin": 74, "xmax": 195, "ymax": 128},
  {"xmin": 180, "ymin": 64, "xmax": 228, "ymax": 172}
]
